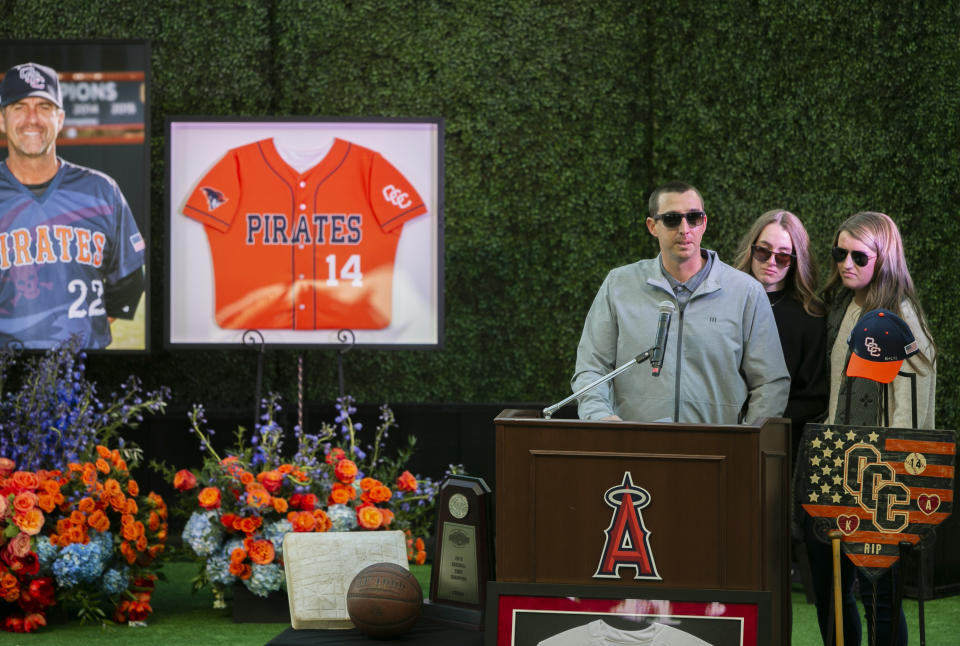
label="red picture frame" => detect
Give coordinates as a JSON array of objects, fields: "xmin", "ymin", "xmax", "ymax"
[{"xmin": 485, "ymin": 582, "xmax": 770, "ymax": 646}]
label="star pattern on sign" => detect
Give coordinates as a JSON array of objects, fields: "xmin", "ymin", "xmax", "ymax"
[{"xmin": 807, "ymin": 426, "xmax": 879, "ymax": 504}]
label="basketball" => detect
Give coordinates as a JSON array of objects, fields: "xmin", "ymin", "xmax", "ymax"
[{"xmin": 346, "ymin": 562, "xmax": 423, "ymax": 638}]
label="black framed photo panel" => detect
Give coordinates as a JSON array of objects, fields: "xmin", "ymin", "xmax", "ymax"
[{"xmin": 0, "ymin": 40, "xmax": 150, "ymax": 352}]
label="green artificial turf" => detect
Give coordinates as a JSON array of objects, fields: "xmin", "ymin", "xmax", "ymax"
[{"xmin": 6, "ymin": 561, "xmax": 958, "ymax": 645}]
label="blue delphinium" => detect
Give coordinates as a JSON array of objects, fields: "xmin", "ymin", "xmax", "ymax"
[
  {"xmin": 52, "ymin": 540, "xmax": 105, "ymax": 588},
  {"xmin": 244, "ymin": 562, "xmax": 285, "ymax": 598},
  {"xmin": 0, "ymin": 338, "xmax": 170, "ymax": 472}
]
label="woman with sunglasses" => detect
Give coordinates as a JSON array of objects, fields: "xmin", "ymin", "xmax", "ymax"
[
  {"xmin": 811, "ymin": 211, "xmax": 936, "ymax": 646},
  {"xmin": 734, "ymin": 209, "xmax": 828, "ymax": 458}
]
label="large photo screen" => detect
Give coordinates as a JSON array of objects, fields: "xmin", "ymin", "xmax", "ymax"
[
  {"xmin": 166, "ymin": 118, "xmax": 443, "ymax": 349},
  {"xmin": 0, "ymin": 40, "xmax": 150, "ymax": 352}
]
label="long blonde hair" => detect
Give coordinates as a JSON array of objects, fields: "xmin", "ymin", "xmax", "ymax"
[
  {"xmin": 734, "ymin": 209, "xmax": 825, "ymax": 316},
  {"xmin": 823, "ymin": 211, "xmax": 936, "ymax": 361}
]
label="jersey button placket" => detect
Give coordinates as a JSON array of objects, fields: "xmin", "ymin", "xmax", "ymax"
[{"xmin": 293, "ymin": 191, "xmax": 312, "ymax": 329}]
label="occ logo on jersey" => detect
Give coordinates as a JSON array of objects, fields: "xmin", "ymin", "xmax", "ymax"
[{"xmin": 382, "ymin": 184, "xmax": 412, "ymax": 209}]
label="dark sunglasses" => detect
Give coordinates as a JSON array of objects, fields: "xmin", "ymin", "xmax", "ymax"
[
  {"xmin": 831, "ymin": 246, "xmax": 874, "ymax": 267},
  {"xmin": 750, "ymin": 244, "xmax": 795, "ymax": 268},
  {"xmin": 653, "ymin": 210, "xmax": 705, "ymax": 228}
]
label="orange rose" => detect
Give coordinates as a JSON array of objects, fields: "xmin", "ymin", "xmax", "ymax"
[
  {"xmin": 96, "ymin": 445, "xmax": 112, "ymax": 459},
  {"xmin": 380, "ymin": 508, "xmax": 395, "ymax": 527},
  {"xmin": 121, "ymin": 541, "xmax": 137, "ymax": 564},
  {"xmin": 359, "ymin": 477, "xmax": 378, "ymax": 491},
  {"xmin": 312, "ymin": 509, "xmax": 332, "ymax": 532},
  {"xmin": 77, "ymin": 496, "xmax": 96, "ymax": 513},
  {"xmin": 109, "ymin": 493, "xmax": 128, "ymax": 513},
  {"xmin": 357, "ymin": 505, "xmax": 383, "ymax": 530},
  {"xmin": 271, "ymin": 497, "xmax": 288, "ymax": 514},
  {"xmin": 245, "ymin": 484, "xmax": 271, "ymax": 508},
  {"xmin": 88, "ymin": 509, "xmax": 110, "ymax": 533},
  {"xmin": 415, "ymin": 550, "xmax": 427, "ymax": 565},
  {"xmin": 36, "ymin": 492, "xmax": 55, "ymax": 513},
  {"xmin": 230, "ymin": 546, "xmax": 247, "ymax": 564},
  {"xmin": 173, "ymin": 469, "xmax": 198, "ymax": 491},
  {"xmin": 67, "ymin": 523, "xmax": 86, "ymax": 544},
  {"xmin": 13, "ymin": 508, "xmax": 44, "ymax": 535},
  {"xmin": 135, "ymin": 534, "xmax": 149, "ymax": 552},
  {"xmin": 239, "ymin": 471, "xmax": 255, "ymax": 485},
  {"xmin": 325, "ymin": 447, "xmax": 346, "ymax": 465},
  {"xmin": 235, "ymin": 516, "xmax": 262, "ymax": 535},
  {"xmin": 334, "ymin": 459, "xmax": 358, "ymax": 483},
  {"xmin": 13, "ymin": 491, "xmax": 38, "ymax": 513},
  {"xmin": 368, "ymin": 485, "xmax": 392, "ymax": 504},
  {"xmin": 198, "ymin": 487, "xmax": 222, "ymax": 510},
  {"xmin": 289, "ymin": 511, "xmax": 316, "ymax": 532},
  {"xmin": 11, "ymin": 471, "xmax": 40, "ymax": 491},
  {"xmin": 256, "ymin": 470, "xmax": 284, "ymax": 494},
  {"xmin": 0, "ymin": 457, "xmax": 15, "ymax": 477},
  {"xmin": 396, "ymin": 470, "xmax": 417, "ymax": 492},
  {"xmin": 248, "ymin": 539, "xmax": 276, "ymax": 565},
  {"xmin": 328, "ymin": 485, "xmax": 351, "ymax": 506},
  {"xmin": 148, "ymin": 511, "xmax": 161, "ymax": 532},
  {"xmin": 95, "ymin": 458, "xmax": 111, "ymax": 474},
  {"xmin": 125, "ymin": 498, "xmax": 139, "ymax": 515},
  {"xmin": 127, "ymin": 479, "xmax": 140, "ymax": 497},
  {"xmin": 277, "ymin": 464, "xmax": 294, "ymax": 474},
  {"xmin": 104, "ymin": 478, "xmax": 122, "ymax": 495}
]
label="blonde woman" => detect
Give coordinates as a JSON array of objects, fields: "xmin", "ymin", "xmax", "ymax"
[{"xmin": 813, "ymin": 211, "xmax": 936, "ymax": 646}]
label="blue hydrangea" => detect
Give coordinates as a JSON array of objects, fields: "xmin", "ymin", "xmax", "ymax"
[
  {"xmin": 89, "ymin": 530, "xmax": 114, "ymax": 571},
  {"xmin": 52, "ymin": 540, "xmax": 105, "ymax": 588},
  {"xmin": 35, "ymin": 536, "xmax": 59, "ymax": 571},
  {"xmin": 101, "ymin": 566, "xmax": 130, "ymax": 596},
  {"xmin": 262, "ymin": 519, "xmax": 292, "ymax": 558},
  {"xmin": 244, "ymin": 562, "xmax": 285, "ymax": 598},
  {"xmin": 205, "ymin": 550, "xmax": 236, "ymax": 587},
  {"xmin": 182, "ymin": 510, "xmax": 224, "ymax": 558},
  {"xmin": 326, "ymin": 504, "xmax": 357, "ymax": 532}
]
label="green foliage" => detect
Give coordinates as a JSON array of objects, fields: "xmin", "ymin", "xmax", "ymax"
[{"xmin": 1, "ymin": 1, "xmax": 958, "ymax": 429}]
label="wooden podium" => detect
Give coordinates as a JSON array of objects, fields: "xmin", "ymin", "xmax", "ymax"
[{"xmin": 494, "ymin": 410, "xmax": 791, "ymax": 645}]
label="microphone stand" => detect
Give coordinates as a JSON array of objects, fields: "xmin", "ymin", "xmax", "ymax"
[{"xmin": 543, "ymin": 347, "xmax": 656, "ymax": 419}]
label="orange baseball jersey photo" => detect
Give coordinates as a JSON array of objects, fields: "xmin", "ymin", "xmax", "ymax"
[{"xmin": 183, "ymin": 137, "xmax": 427, "ymax": 330}]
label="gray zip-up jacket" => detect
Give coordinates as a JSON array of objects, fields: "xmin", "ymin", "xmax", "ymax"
[{"xmin": 572, "ymin": 250, "xmax": 790, "ymax": 424}]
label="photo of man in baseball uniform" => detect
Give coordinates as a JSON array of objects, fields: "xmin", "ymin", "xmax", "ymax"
[{"xmin": 0, "ymin": 61, "xmax": 145, "ymax": 349}]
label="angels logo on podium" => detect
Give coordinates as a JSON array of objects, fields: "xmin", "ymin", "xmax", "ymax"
[{"xmin": 593, "ymin": 471, "xmax": 661, "ymax": 581}]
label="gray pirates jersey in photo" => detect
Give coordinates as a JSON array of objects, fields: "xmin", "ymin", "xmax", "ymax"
[{"xmin": 0, "ymin": 158, "xmax": 144, "ymax": 349}]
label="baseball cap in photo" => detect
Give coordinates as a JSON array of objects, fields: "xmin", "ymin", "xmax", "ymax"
[
  {"xmin": 846, "ymin": 308, "xmax": 919, "ymax": 383},
  {"xmin": 0, "ymin": 62, "xmax": 62, "ymax": 108}
]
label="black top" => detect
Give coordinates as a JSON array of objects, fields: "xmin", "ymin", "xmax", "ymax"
[{"xmin": 768, "ymin": 290, "xmax": 828, "ymax": 461}]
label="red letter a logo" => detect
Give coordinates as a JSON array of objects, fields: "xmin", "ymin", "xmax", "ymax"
[{"xmin": 593, "ymin": 472, "xmax": 661, "ymax": 580}]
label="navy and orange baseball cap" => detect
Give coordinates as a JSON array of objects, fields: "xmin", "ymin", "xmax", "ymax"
[
  {"xmin": 846, "ymin": 308, "xmax": 919, "ymax": 383},
  {"xmin": 0, "ymin": 62, "xmax": 62, "ymax": 108}
]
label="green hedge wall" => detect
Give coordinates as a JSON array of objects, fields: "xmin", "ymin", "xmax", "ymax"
[{"xmin": 3, "ymin": 1, "xmax": 959, "ymax": 429}]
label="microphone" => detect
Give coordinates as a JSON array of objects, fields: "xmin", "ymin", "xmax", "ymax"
[{"xmin": 650, "ymin": 301, "xmax": 675, "ymax": 377}]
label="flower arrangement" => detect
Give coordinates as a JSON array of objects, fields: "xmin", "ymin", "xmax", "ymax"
[
  {"xmin": 0, "ymin": 340, "xmax": 171, "ymax": 633},
  {"xmin": 0, "ymin": 446, "xmax": 170, "ymax": 632},
  {"xmin": 170, "ymin": 394, "xmax": 445, "ymax": 600}
]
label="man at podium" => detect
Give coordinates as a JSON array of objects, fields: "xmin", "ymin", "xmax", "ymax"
[{"xmin": 572, "ymin": 181, "xmax": 789, "ymax": 424}]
